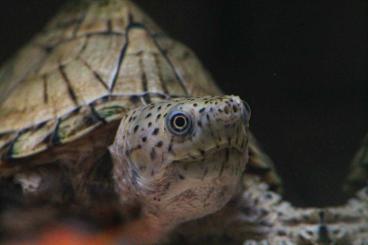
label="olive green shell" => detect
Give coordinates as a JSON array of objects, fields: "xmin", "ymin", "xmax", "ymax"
[{"xmin": 0, "ymin": 0, "xmax": 280, "ymax": 189}]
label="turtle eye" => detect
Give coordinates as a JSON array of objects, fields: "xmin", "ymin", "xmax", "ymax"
[{"xmin": 167, "ymin": 111, "xmax": 192, "ymax": 136}]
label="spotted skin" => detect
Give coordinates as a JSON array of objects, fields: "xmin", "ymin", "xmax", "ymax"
[
  {"xmin": 239, "ymin": 180, "xmax": 368, "ymax": 245},
  {"xmin": 168, "ymin": 179, "xmax": 368, "ymax": 245},
  {"xmin": 110, "ymin": 96, "xmax": 250, "ymax": 226}
]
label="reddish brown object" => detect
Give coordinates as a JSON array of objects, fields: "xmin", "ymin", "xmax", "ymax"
[{"xmin": 11, "ymin": 217, "xmax": 167, "ymax": 245}]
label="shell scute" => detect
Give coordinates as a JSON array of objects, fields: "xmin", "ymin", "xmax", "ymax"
[
  {"xmin": 9, "ymin": 121, "xmax": 55, "ymax": 159},
  {"xmin": 155, "ymin": 36, "xmax": 222, "ymax": 97}
]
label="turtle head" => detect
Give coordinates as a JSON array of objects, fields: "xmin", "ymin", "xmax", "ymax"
[{"xmin": 110, "ymin": 95, "xmax": 250, "ymax": 226}]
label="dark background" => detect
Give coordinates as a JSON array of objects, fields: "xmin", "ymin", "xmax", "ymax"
[{"xmin": 0, "ymin": 1, "xmax": 367, "ymax": 206}]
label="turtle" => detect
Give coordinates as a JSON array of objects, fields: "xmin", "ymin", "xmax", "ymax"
[{"xmin": 0, "ymin": 0, "xmax": 366, "ymax": 244}]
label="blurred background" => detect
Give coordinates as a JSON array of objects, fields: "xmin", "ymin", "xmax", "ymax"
[{"xmin": 0, "ymin": 0, "xmax": 367, "ymax": 207}]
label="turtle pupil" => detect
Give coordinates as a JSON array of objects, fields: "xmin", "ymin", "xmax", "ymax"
[{"xmin": 174, "ymin": 116, "xmax": 186, "ymax": 128}]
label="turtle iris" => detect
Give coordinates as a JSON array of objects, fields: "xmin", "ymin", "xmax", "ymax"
[{"xmin": 167, "ymin": 111, "xmax": 192, "ymax": 136}]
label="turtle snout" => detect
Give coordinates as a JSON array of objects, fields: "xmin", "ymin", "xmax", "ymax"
[{"xmin": 213, "ymin": 96, "xmax": 250, "ymax": 127}]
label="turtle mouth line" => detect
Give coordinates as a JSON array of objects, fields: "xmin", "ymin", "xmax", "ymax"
[{"xmin": 171, "ymin": 144, "xmax": 246, "ymax": 164}]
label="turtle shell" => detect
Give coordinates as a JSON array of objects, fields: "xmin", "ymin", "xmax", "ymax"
[{"xmin": 0, "ymin": 0, "xmax": 280, "ymax": 189}]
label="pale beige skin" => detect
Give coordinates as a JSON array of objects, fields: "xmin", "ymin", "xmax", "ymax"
[{"xmin": 0, "ymin": 0, "xmax": 366, "ymax": 244}]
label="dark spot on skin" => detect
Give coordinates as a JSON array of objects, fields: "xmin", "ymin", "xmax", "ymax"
[
  {"xmin": 277, "ymin": 230, "xmax": 287, "ymax": 236},
  {"xmin": 265, "ymin": 193, "xmax": 273, "ymax": 199},
  {"xmin": 157, "ymin": 106, "xmax": 162, "ymax": 111},
  {"xmin": 254, "ymin": 198, "xmax": 260, "ymax": 206},
  {"xmin": 142, "ymin": 137, "xmax": 147, "ymax": 142},
  {"xmin": 133, "ymin": 125, "xmax": 139, "ymax": 133},
  {"xmin": 163, "ymin": 113, "xmax": 168, "ymax": 118},
  {"xmin": 218, "ymin": 108, "xmax": 223, "ymax": 113},
  {"xmin": 210, "ymin": 107, "xmax": 214, "ymax": 112},
  {"xmin": 145, "ymin": 113, "xmax": 152, "ymax": 118},
  {"xmin": 128, "ymin": 116, "xmax": 133, "ymax": 122},
  {"xmin": 197, "ymin": 121, "xmax": 202, "ymax": 127},
  {"xmin": 152, "ymin": 128, "xmax": 159, "ymax": 135},
  {"xmin": 224, "ymin": 106, "xmax": 229, "ymax": 114},
  {"xmin": 232, "ymin": 105, "xmax": 238, "ymax": 112},
  {"xmin": 302, "ymin": 214, "xmax": 310, "ymax": 221},
  {"xmin": 206, "ymin": 114, "xmax": 210, "ymax": 121},
  {"xmin": 193, "ymin": 103, "xmax": 198, "ymax": 107},
  {"xmin": 156, "ymin": 114, "xmax": 161, "ymax": 120},
  {"xmin": 166, "ymin": 103, "xmax": 172, "ymax": 108},
  {"xmin": 199, "ymin": 108, "xmax": 205, "ymax": 113},
  {"xmin": 259, "ymin": 220, "xmax": 272, "ymax": 227},
  {"xmin": 178, "ymin": 174, "xmax": 185, "ymax": 180},
  {"xmin": 148, "ymin": 122, "xmax": 152, "ymax": 127},
  {"xmin": 156, "ymin": 141, "xmax": 163, "ymax": 147},
  {"xmin": 150, "ymin": 148, "xmax": 156, "ymax": 160}
]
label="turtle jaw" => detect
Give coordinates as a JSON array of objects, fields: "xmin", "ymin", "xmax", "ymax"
[
  {"xmin": 146, "ymin": 147, "xmax": 248, "ymax": 226},
  {"xmin": 169, "ymin": 144, "xmax": 247, "ymax": 164},
  {"xmin": 111, "ymin": 143, "xmax": 249, "ymax": 228}
]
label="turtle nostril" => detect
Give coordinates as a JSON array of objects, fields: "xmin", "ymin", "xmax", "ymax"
[{"xmin": 242, "ymin": 101, "xmax": 251, "ymax": 125}]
